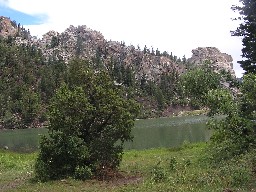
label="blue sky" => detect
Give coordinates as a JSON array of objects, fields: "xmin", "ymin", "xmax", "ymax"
[
  {"xmin": 0, "ymin": 0, "xmax": 244, "ymax": 77},
  {"xmin": 0, "ymin": 5, "xmax": 45, "ymax": 25}
]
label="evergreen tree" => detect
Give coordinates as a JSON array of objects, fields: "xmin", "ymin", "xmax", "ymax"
[
  {"xmin": 143, "ymin": 45, "xmax": 147, "ymax": 54},
  {"xmin": 50, "ymin": 36, "xmax": 59, "ymax": 48},
  {"xmin": 140, "ymin": 74, "xmax": 147, "ymax": 90},
  {"xmin": 151, "ymin": 47, "xmax": 155, "ymax": 55},
  {"xmin": 123, "ymin": 67, "xmax": 135, "ymax": 87},
  {"xmin": 156, "ymin": 48, "xmax": 161, "ymax": 56},
  {"xmin": 159, "ymin": 71, "xmax": 179, "ymax": 102},
  {"xmin": 162, "ymin": 51, "xmax": 169, "ymax": 57},
  {"xmin": 232, "ymin": 0, "xmax": 256, "ymax": 74},
  {"xmin": 182, "ymin": 55, "xmax": 187, "ymax": 64}
]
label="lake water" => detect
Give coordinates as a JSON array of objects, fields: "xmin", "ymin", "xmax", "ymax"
[{"xmin": 0, "ymin": 115, "xmax": 211, "ymax": 152}]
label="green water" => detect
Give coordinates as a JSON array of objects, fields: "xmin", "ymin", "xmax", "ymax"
[
  {"xmin": 0, "ymin": 128, "xmax": 48, "ymax": 152},
  {"xmin": 0, "ymin": 115, "xmax": 211, "ymax": 152},
  {"xmin": 125, "ymin": 115, "xmax": 211, "ymax": 150}
]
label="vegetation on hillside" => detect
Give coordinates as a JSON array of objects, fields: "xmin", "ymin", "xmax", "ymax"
[
  {"xmin": 0, "ymin": 35, "xmax": 238, "ymax": 129},
  {"xmin": 0, "ymin": 37, "xmax": 45, "ymax": 129}
]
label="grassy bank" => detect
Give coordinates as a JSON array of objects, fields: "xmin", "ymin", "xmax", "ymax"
[{"xmin": 0, "ymin": 143, "xmax": 255, "ymax": 192}]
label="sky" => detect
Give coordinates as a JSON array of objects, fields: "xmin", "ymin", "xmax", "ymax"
[{"xmin": 0, "ymin": 0, "xmax": 244, "ymax": 77}]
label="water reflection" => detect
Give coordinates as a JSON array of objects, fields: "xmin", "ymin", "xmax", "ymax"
[
  {"xmin": 0, "ymin": 128, "xmax": 47, "ymax": 152},
  {"xmin": 125, "ymin": 116, "xmax": 211, "ymax": 150}
]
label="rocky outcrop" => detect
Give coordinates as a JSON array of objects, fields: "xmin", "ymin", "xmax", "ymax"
[
  {"xmin": 26, "ymin": 25, "xmax": 183, "ymax": 82},
  {"xmin": 1, "ymin": 17, "xmax": 183, "ymax": 83},
  {"xmin": 1, "ymin": 16, "xmax": 183, "ymax": 83},
  {"xmin": 1, "ymin": 17, "xmax": 236, "ymax": 82},
  {"xmin": 0, "ymin": 16, "xmax": 18, "ymax": 37},
  {"xmin": 188, "ymin": 47, "xmax": 236, "ymax": 77}
]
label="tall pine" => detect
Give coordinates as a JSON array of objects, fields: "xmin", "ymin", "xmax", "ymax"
[{"xmin": 232, "ymin": 0, "xmax": 256, "ymax": 74}]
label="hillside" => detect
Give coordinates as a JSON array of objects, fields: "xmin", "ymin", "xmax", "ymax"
[
  {"xmin": 0, "ymin": 16, "xmax": 236, "ymax": 81},
  {"xmin": 17, "ymin": 26, "xmax": 184, "ymax": 82},
  {"xmin": 0, "ymin": 16, "xmax": 238, "ymax": 129}
]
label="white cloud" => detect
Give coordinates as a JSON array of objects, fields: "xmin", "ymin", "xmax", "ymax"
[{"xmin": 2, "ymin": 0, "xmax": 244, "ymax": 77}]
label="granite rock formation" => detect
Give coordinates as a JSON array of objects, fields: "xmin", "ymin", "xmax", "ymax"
[
  {"xmin": 1, "ymin": 16, "xmax": 236, "ymax": 82},
  {"xmin": 0, "ymin": 16, "xmax": 18, "ymax": 37},
  {"xmin": 188, "ymin": 47, "xmax": 236, "ymax": 77}
]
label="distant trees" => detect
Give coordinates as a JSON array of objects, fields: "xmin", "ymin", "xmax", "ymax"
[
  {"xmin": 137, "ymin": 69, "xmax": 180, "ymax": 111},
  {"xmin": 156, "ymin": 48, "xmax": 161, "ymax": 56},
  {"xmin": 111, "ymin": 61, "xmax": 135, "ymax": 87},
  {"xmin": 143, "ymin": 45, "xmax": 150, "ymax": 54},
  {"xmin": 0, "ymin": 37, "xmax": 68, "ymax": 129},
  {"xmin": 179, "ymin": 62, "xmax": 221, "ymax": 109},
  {"xmin": 75, "ymin": 36, "xmax": 83, "ymax": 56},
  {"xmin": 160, "ymin": 71, "xmax": 179, "ymax": 103},
  {"xmin": 0, "ymin": 26, "xmax": 238, "ymax": 127},
  {"xmin": 50, "ymin": 36, "xmax": 59, "ymax": 48},
  {"xmin": 0, "ymin": 38, "xmax": 44, "ymax": 128}
]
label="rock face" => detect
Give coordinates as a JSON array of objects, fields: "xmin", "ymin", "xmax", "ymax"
[
  {"xmin": 188, "ymin": 47, "xmax": 236, "ymax": 77},
  {"xmin": 0, "ymin": 16, "xmax": 18, "ymax": 37},
  {"xmin": 11, "ymin": 24, "xmax": 183, "ymax": 82},
  {"xmin": 0, "ymin": 16, "xmax": 184, "ymax": 83},
  {"xmin": 0, "ymin": 17, "xmax": 236, "ymax": 81}
]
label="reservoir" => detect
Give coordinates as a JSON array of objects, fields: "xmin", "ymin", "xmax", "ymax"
[{"xmin": 0, "ymin": 115, "xmax": 211, "ymax": 152}]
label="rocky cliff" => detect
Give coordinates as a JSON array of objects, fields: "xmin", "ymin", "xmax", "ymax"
[
  {"xmin": 187, "ymin": 47, "xmax": 236, "ymax": 77},
  {"xmin": 1, "ymin": 19, "xmax": 183, "ymax": 83},
  {"xmin": 0, "ymin": 16, "xmax": 17, "ymax": 37},
  {"xmin": 0, "ymin": 16, "xmax": 236, "ymax": 81},
  {"xmin": 30, "ymin": 25, "xmax": 183, "ymax": 82}
]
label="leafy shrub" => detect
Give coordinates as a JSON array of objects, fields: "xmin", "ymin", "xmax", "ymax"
[
  {"xmin": 207, "ymin": 115, "xmax": 255, "ymax": 163},
  {"xmin": 205, "ymin": 74, "xmax": 256, "ymax": 163},
  {"xmin": 74, "ymin": 165, "xmax": 93, "ymax": 180},
  {"xmin": 179, "ymin": 63, "xmax": 221, "ymax": 109},
  {"xmin": 35, "ymin": 132, "xmax": 89, "ymax": 181},
  {"xmin": 35, "ymin": 59, "xmax": 139, "ymax": 181},
  {"xmin": 206, "ymin": 88, "xmax": 236, "ymax": 116}
]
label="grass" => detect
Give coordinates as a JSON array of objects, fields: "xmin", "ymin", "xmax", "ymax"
[{"xmin": 0, "ymin": 143, "xmax": 255, "ymax": 192}]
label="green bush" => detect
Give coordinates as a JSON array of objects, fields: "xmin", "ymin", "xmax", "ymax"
[
  {"xmin": 207, "ymin": 114, "xmax": 255, "ymax": 163},
  {"xmin": 205, "ymin": 74, "xmax": 256, "ymax": 163},
  {"xmin": 35, "ymin": 132, "xmax": 89, "ymax": 181},
  {"xmin": 35, "ymin": 59, "xmax": 139, "ymax": 181},
  {"xmin": 74, "ymin": 165, "xmax": 93, "ymax": 180},
  {"xmin": 179, "ymin": 63, "xmax": 221, "ymax": 109}
]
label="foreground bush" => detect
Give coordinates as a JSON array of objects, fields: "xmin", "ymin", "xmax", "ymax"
[{"xmin": 35, "ymin": 59, "xmax": 139, "ymax": 181}]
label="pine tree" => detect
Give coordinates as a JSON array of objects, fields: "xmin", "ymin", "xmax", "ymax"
[{"xmin": 232, "ymin": 0, "xmax": 256, "ymax": 74}]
